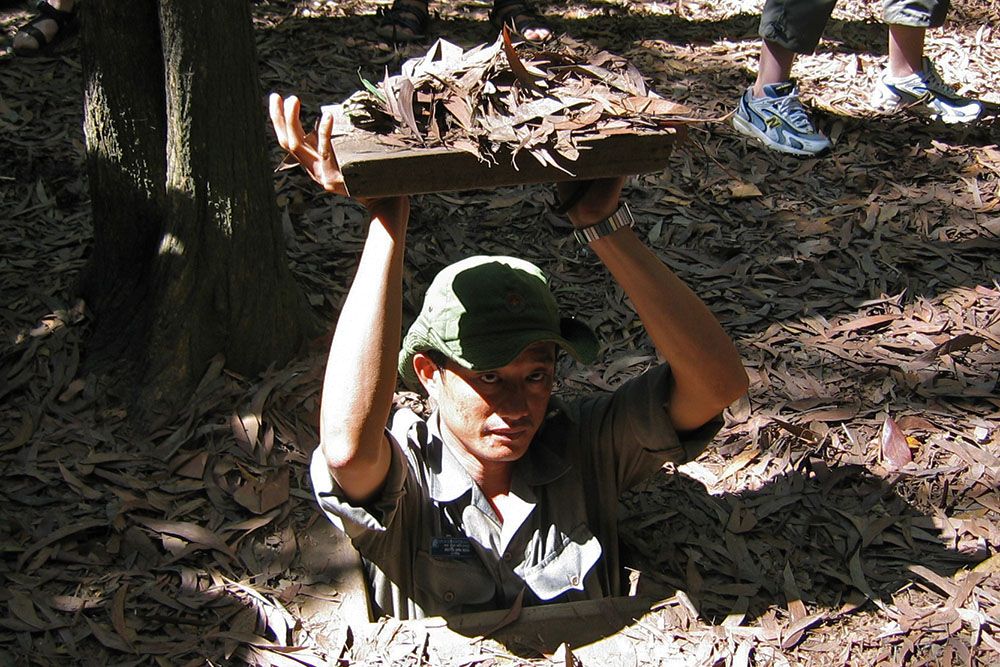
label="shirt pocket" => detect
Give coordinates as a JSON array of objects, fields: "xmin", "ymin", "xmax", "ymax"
[
  {"xmin": 413, "ymin": 550, "xmax": 496, "ymax": 615},
  {"xmin": 516, "ymin": 522, "xmax": 602, "ymax": 601}
]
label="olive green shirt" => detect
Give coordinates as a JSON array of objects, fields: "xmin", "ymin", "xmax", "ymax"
[{"xmin": 310, "ymin": 364, "xmax": 721, "ymax": 620}]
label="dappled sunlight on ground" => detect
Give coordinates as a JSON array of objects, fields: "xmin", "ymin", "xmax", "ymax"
[{"xmin": 1, "ymin": 0, "xmax": 997, "ymax": 663}]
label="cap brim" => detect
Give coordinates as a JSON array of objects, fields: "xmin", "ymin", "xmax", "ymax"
[
  {"xmin": 559, "ymin": 316, "xmax": 600, "ymax": 365},
  {"xmin": 398, "ymin": 317, "xmax": 598, "ymax": 390}
]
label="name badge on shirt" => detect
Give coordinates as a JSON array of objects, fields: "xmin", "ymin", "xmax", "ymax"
[{"xmin": 431, "ymin": 536, "xmax": 473, "ymax": 559}]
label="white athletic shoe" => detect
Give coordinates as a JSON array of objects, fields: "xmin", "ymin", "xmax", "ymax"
[
  {"xmin": 869, "ymin": 57, "xmax": 982, "ymax": 124},
  {"xmin": 733, "ymin": 82, "xmax": 832, "ymax": 156}
]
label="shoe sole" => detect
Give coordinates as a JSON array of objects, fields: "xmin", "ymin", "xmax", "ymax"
[
  {"xmin": 870, "ymin": 86, "xmax": 982, "ymax": 124},
  {"xmin": 732, "ymin": 114, "xmax": 826, "ymax": 157},
  {"xmin": 872, "ymin": 99, "xmax": 982, "ymax": 124}
]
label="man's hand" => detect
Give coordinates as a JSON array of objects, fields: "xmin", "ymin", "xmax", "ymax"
[
  {"xmin": 269, "ymin": 93, "xmax": 408, "ymax": 226},
  {"xmin": 270, "ymin": 94, "xmax": 347, "ymax": 195},
  {"xmin": 556, "ymin": 176, "xmax": 626, "ymax": 228}
]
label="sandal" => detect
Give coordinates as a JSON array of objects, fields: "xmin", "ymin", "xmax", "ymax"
[
  {"xmin": 375, "ymin": 0, "xmax": 430, "ymax": 43},
  {"xmin": 489, "ymin": 0, "xmax": 552, "ymax": 44},
  {"xmin": 13, "ymin": 1, "xmax": 79, "ymax": 57}
]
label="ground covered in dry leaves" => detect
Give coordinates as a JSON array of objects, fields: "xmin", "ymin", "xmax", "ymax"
[{"xmin": 1, "ymin": 0, "xmax": 998, "ymax": 665}]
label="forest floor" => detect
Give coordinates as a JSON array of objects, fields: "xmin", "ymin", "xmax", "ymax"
[{"xmin": 1, "ymin": 0, "xmax": 998, "ymax": 665}]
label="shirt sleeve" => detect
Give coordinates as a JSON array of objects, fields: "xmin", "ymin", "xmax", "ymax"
[
  {"xmin": 569, "ymin": 363, "xmax": 723, "ymax": 492},
  {"xmin": 309, "ymin": 426, "xmax": 411, "ymax": 541}
]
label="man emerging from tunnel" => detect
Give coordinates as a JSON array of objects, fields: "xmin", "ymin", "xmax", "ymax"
[{"xmin": 270, "ymin": 94, "xmax": 749, "ymax": 619}]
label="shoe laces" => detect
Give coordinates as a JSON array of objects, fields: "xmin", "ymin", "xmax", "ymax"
[
  {"xmin": 772, "ymin": 91, "xmax": 815, "ymax": 133},
  {"xmin": 914, "ymin": 58, "xmax": 961, "ymax": 100}
]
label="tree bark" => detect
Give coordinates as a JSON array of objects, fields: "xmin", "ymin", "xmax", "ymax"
[
  {"xmin": 79, "ymin": 0, "xmax": 166, "ymax": 362},
  {"xmin": 80, "ymin": 0, "xmax": 316, "ymax": 415}
]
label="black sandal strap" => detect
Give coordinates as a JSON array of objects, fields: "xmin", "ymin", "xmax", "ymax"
[
  {"xmin": 35, "ymin": 0, "xmax": 76, "ymax": 28},
  {"xmin": 15, "ymin": 1, "xmax": 78, "ymax": 54},
  {"xmin": 18, "ymin": 23, "xmax": 49, "ymax": 47}
]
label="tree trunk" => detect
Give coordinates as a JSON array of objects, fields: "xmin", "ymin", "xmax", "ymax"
[
  {"xmin": 80, "ymin": 0, "xmax": 315, "ymax": 415},
  {"xmin": 79, "ymin": 0, "xmax": 166, "ymax": 362}
]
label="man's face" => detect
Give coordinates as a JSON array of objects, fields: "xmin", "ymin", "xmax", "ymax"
[{"xmin": 426, "ymin": 342, "xmax": 556, "ymax": 466}]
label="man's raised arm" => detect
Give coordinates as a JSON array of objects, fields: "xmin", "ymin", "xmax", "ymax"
[
  {"xmin": 559, "ymin": 178, "xmax": 749, "ymax": 432},
  {"xmin": 270, "ymin": 94, "xmax": 408, "ymax": 502}
]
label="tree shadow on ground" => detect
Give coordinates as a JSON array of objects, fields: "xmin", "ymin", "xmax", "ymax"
[{"xmin": 619, "ymin": 463, "xmax": 987, "ymax": 625}]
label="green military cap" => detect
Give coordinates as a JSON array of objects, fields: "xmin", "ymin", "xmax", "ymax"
[{"xmin": 398, "ymin": 256, "xmax": 599, "ymax": 388}]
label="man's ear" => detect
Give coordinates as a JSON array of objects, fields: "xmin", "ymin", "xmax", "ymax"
[{"xmin": 412, "ymin": 352, "xmax": 441, "ymax": 395}]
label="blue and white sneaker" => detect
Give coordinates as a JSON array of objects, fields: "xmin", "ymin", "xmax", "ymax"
[
  {"xmin": 869, "ymin": 57, "xmax": 982, "ymax": 124},
  {"xmin": 733, "ymin": 82, "xmax": 832, "ymax": 156}
]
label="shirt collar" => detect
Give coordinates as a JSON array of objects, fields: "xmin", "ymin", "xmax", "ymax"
[{"xmin": 414, "ymin": 411, "xmax": 475, "ymax": 503}]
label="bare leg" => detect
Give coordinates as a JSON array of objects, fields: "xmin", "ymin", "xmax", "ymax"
[
  {"xmin": 753, "ymin": 40, "xmax": 797, "ymax": 97},
  {"xmin": 871, "ymin": 22, "xmax": 980, "ymax": 123},
  {"xmin": 13, "ymin": 0, "xmax": 77, "ymax": 53},
  {"xmin": 887, "ymin": 24, "xmax": 925, "ymax": 78}
]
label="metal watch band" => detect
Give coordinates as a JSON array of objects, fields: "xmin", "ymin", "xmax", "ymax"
[{"xmin": 572, "ymin": 202, "xmax": 635, "ymax": 245}]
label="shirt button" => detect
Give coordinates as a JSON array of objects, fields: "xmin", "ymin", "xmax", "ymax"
[
  {"xmin": 503, "ymin": 552, "xmax": 512, "ymax": 562},
  {"xmin": 569, "ymin": 575, "xmax": 581, "ymax": 587},
  {"xmin": 443, "ymin": 591, "xmax": 455, "ymax": 602}
]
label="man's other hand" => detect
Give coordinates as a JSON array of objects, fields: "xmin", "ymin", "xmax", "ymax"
[{"xmin": 556, "ymin": 176, "xmax": 626, "ymax": 228}]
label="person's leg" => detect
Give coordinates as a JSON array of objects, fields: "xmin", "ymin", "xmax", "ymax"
[
  {"xmin": 755, "ymin": 0, "xmax": 836, "ymax": 77},
  {"xmin": 13, "ymin": 0, "xmax": 78, "ymax": 55},
  {"xmin": 753, "ymin": 39, "xmax": 797, "ymax": 97},
  {"xmin": 871, "ymin": 0, "xmax": 981, "ymax": 123},
  {"xmin": 733, "ymin": 0, "xmax": 836, "ymax": 156},
  {"xmin": 887, "ymin": 24, "xmax": 925, "ymax": 78}
]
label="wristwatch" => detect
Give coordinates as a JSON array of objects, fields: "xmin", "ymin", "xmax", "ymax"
[{"xmin": 572, "ymin": 202, "xmax": 635, "ymax": 245}]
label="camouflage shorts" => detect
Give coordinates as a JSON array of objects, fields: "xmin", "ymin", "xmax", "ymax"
[{"xmin": 759, "ymin": 0, "xmax": 950, "ymax": 54}]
